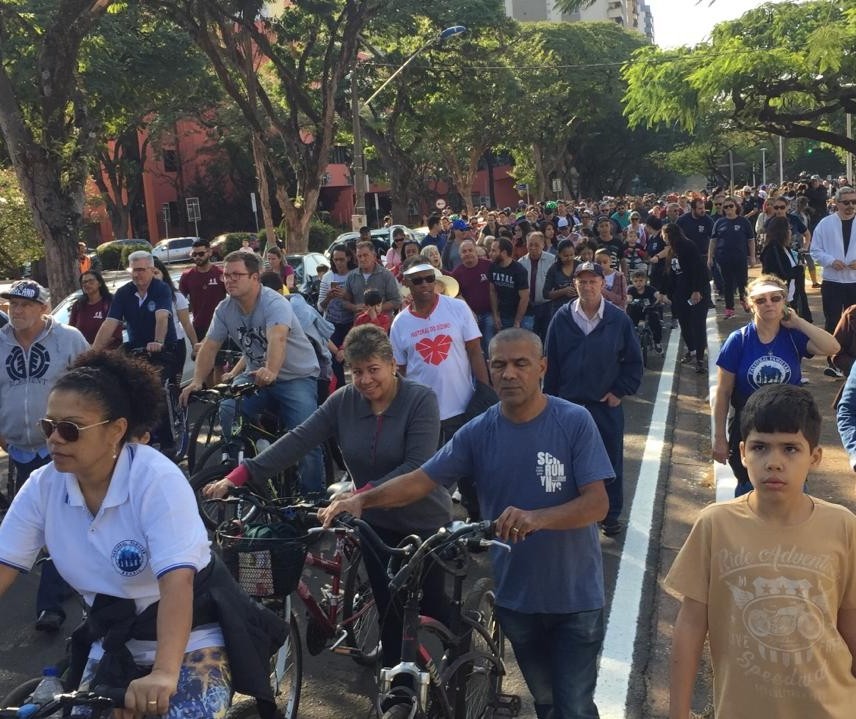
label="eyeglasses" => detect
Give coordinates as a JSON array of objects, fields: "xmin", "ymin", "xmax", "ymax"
[
  {"xmin": 39, "ymin": 418, "xmax": 110, "ymax": 442},
  {"xmin": 752, "ymin": 294, "xmax": 784, "ymax": 305},
  {"xmin": 722, "ymin": 204, "xmax": 736, "ymax": 209},
  {"xmin": 409, "ymin": 275, "xmax": 436, "ymax": 286},
  {"xmin": 773, "ymin": 205, "xmax": 787, "ymax": 210},
  {"xmin": 839, "ymin": 199, "xmax": 856, "ymax": 206},
  {"xmin": 222, "ymin": 272, "xmax": 250, "ymax": 281},
  {"xmin": 713, "ymin": 203, "xmax": 722, "ymax": 206},
  {"xmin": 191, "ymin": 251, "xmax": 208, "ymax": 257}
]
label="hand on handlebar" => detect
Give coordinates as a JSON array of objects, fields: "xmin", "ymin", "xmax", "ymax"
[
  {"xmin": 252, "ymin": 368, "xmax": 276, "ymax": 386},
  {"xmin": 121, "ymin": 668, "xmax": 177, "ymax": 719},
  {"xmin": 203, "ymin": 478, "xmax": 236, "ymax": 499},
  {"xmin": 318, "ymin": 494, "xmax": 364, "ymax": 528},
  {"xmin": 145, "ymin": 341, "xmax": 164, "ymax": 353},
  {"xmin": 179, "ymin": 380, "xmax": 202, "ymax": 407}
]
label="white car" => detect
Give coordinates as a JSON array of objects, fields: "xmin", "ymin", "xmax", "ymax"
[{"xmin": 151, "ymin": 237, "xmax": 199, "ymax": 264}]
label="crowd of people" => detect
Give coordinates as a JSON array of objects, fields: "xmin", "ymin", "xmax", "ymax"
[{"xmin": 1, "ymin": 173, "xmax": 856, "ymax": 718}]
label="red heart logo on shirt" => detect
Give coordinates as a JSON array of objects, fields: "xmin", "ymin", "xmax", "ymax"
[{"xmin": 415, "ymin": 334, "xmax": 453, "ymax": 365}]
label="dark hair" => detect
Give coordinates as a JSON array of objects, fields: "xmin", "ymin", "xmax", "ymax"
[
  {"xmin": 359, "ymin": 226, "xmax": 370, "ymax": 234},
  {"xmin": 76, "ymin": 271, "xmax": 112, "ymax": 305},
  {"xmin": 260, "ymin": 270, "xmax": 284, "ymax": 292},
  {"xmin": 765, "ymin": 216, "xmax": 791, "ymax": 250},
  {"xmin": 53, "ymin": 349, "xmax": 163, "ymax": 441},
  {"xmin": 645, "ymin": 215, "xmax": 663, "ymax": 232},
  {"xmin": 266, "ymin": 246, "xmax": 283, "ymax": 260},
  {"xmin": 401, "ymin": 240, "xmax": 420, "ymax": 259},
  {"xmin": 662, "ymin": 223, "xmax": 690, "ymax": 250},
  {"xmin": 224, "ymin": 250, "xmax": 261, "ymax": 275},
  {"xmin": 363, "ymin": 288, "xmax": 383, "ymax": 306},
  {"xmin": 330, "ymin": 243, "xmax": 356, "ymax": 270},
  {"xmin": 740, "ymin": 384, "xmax": 821, "ymax": 450},
  {"xmin": 427, "ymin": 215, "xmax": 441, "ymax": 231},
  {"xmin": 152, "ymin": 257, "xmax": 177, "ymax": 300},
  {"xmin": 192, "ymin": 238, "xmax": 210, "ymax": 249},
  {"xmin": 343, "ymin": 323, "xmax": 394, "ymax": 364},
  {"xmin": 631, "ymin": 269, "xmax": 648, "ymax": 280},
  {"xmin": 554, "ymin": 239, "xmax": 574, "ymax": 262},
  {"xmin": 494, "ymin": 237, "xmax": 513, "ymax": 257}
]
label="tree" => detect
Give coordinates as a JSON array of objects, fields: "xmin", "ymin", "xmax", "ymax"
[
  {"xmin": 160, "ymin": 0, "xmax": 378, "ymax": 252},
  {"xmin": 0, "ymin": 167, "xmax": 43, "ymax": 278},
  {"xmin": 0, "ymin": 0, "xmax": 113, "ymax": 298},
  {"xmin": 623, "ymin": 0, "xmax": 856, "ymax": 157}
]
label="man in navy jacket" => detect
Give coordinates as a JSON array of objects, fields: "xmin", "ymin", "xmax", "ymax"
[{"xmin": 544, "ymin": 261, "xmax": 643, "ymax": 536}]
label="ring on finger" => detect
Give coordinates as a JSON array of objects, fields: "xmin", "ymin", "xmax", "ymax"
[{"xmin": 511, "ymin": 527, "xmax": 520, "ymax": 534}]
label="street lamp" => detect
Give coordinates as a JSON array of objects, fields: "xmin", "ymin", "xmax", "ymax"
[
  {"xmin": 352, "ymin": 25, "xmax": 467, "ymax": 231},
  {"xmin": 760, "ymin": 147, "xmax": 767, "ymax": 186}
]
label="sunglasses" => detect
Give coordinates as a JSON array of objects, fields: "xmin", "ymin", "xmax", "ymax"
[
  {"xmin": 839, "ymin": 200, "xmax": 856, "ymax": 206},
  {"xmin": 773, "ymin": 205, "xmax": 787, "ymax": 210},
  {"xmin": 39, "ymin": 418, "xmax": 110, "ymax": 442},
  {"xmin": 409, "ymin": 275, "xmax": 436, "ymax": 285},
  {"xmin": 752, "ymin": 294, "xmax": 784, "ymax": 305},
  {"xmin": 191, "ymin": 251, "xmax": 208, "ymax": 257},
  {"xmin": 722, "ymin": 204, "xmax": 736, "ymax": 209}
]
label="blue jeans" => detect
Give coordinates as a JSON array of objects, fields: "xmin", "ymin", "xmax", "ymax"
[
  {"xmin": 477, "ymin": 312, "xmax": 493, "ymax": 358},
  {"xmin": 495, "ymin": 606, "xmax": 604, "ymax": 719},
  {"xmin": 220, "ymin": 374, "xmax": 323, "ymax": 494}
]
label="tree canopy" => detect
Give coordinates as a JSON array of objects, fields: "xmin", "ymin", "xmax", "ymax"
[{"xmin": 623, "ymin": 0, "xmax": 856, "ymax": 156}]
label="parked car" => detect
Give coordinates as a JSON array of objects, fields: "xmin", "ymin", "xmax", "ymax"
[
  {"xmin": 99, "ymin": 238, "xmax": 153, "ymax": 253},
  {"xmin": 286, "ymin": 252, "xmax": 328, "ymax": 294},
  {"xmin": 324, "ymin": 225, "xmax": 417, "ymax": 259},
  {"xmin": 151, "ymin": 236, "xmax": 199, "ymax": 264}
]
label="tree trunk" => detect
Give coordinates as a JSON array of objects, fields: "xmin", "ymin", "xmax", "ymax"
[{"xmin": 252, "ymin": 132, "xmax": 277, "ymax": 253}]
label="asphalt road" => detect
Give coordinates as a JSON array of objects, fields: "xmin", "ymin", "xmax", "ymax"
[{"xmin": 1, "ymin": 273, "xmax": 853, "ymax": 718}]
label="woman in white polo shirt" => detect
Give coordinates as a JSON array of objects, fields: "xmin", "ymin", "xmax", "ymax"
[{"xmin": 0, "ymin": 350, "xmax": 232, "ymax": 717}]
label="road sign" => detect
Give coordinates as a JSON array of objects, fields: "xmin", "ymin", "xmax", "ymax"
[
  {"xmin": 186, "ymin": 197, "xmax": 201, "ymax": 222},
  {"xmin": 515, "ymin": 183, "xmax": 528, "ymax": 191},
  {"xmin": 551, "ymin": 178, "xmax": 562, "ymax": 193},
  {"xmin": 435, "ymin": 198, "xmax": 447, "ymax": 210},
  {"xmin": 161, "ymin": 203, "xmax": 170, "ymax": 224}
]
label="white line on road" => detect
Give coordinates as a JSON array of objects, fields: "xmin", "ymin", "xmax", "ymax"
[
  {"xmin": 593, "ymin": 325, "xmax": 680, "ymax": 717},
  {"xmin": 706, "ymin": 311, "xmax": 738, "ymax": 502}
]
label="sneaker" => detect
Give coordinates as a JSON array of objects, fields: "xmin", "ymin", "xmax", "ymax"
[
  {"xmin": 723, "ymin": 308, "xmax": 735, "ymax": 319},
  {"xmin": 35, "ymin": 609, "xmax": 64, "ymax": 632},
  {"xmin": 600, "ymin": 519, "xmax": 623, "ymax": 537},
  {"xmin": 680, "ymin": 351, "xmax": 695, "ymax": 364},
  {"xmin": 824, "ymin": 365, "xmax": 845, "ymax": 378},
  {"xmin": 695, "ymin": 360, "xmax": 707, "ymax": 374},
  {"xmin": 654, "ymin": 343, "xmax": 663, "ymax": 354}
]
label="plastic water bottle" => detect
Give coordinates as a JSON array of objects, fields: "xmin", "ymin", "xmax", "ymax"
[{"xmin": 23, "ymin": 666, "xmax": 64, "ymax": 717}]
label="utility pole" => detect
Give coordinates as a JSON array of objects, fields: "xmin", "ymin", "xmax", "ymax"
[
  {"xmin": 760, "ymin": 147, "xmax": 767, "ymax": 186},
  {"xmin": 351, "ymin": 69, "xmax": 367, "ymax": 232}
]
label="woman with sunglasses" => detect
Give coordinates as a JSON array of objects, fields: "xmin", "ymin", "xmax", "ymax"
[
  {"xmin": 0, "ymin": 349, "xmax": 287, "ymax": 718},
  {"xmin": 69, "ymin": 270, "xmax": 122, "ymax": 347},
  {"xmin": 709, "ymin": 197, "xmax": 757, "ymax": 319},
  {"xmin": 712, "ymin": 275, "xmax": 838, "ymax": 496}
]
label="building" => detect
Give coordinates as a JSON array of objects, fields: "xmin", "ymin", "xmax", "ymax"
[{"xmin": 504, "ymin": 0, "xmax": 655, "ymax": 43}]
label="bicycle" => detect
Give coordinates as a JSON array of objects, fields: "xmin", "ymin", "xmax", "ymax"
[
  {"xmin": 354, "ymin": 517, "xmax": 517, "ymax": 719},
  {"xmin": 0, "ymin": 686, "xmax": 125, "ymax": 719},
  {"xmin": 213, "ymin": 490, "xmax": 378, "ymax": 719},
  {"xmin": 130, "ymin": 348, "xmax": 189, "ymax": 463},
  {"xmin": 188, "ymin": 380, "xmax": 339, "ymax": 529}
]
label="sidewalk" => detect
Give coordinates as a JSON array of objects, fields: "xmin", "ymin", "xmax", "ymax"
[{"xmin": 643, "ymin": 282, "xmax": 855, "ymax": 718}]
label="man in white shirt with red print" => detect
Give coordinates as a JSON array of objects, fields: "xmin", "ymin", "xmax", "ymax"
[{"xmin": 391, "ymin": 257, "xmax": 489, "ymax": 444}]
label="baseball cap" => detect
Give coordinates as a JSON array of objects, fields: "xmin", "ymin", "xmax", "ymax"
[
  {"xmin": 451, "ymin": 219, "xmax": 469, "ymax": 231},
  {"xmin": 574, "ymin": 261, "xmax": 604, "ymax": 278},
  {"xmin": 545, "ymin": 201, "xmax": 557, "ymax": 212},
  {"xmin": 595, "ymin": 214, "xmax": 612, "ymax": 225},
  {"xmin": 1, "ymin": 280, "xmax": 50, "ymax": 305},
  {"xmin": 811, "ymin": 174, "xmax": 822, "ymax": 181},
  {"xmin": 557, "ymin": 217, "xmax": 569, "ymax": 228}
]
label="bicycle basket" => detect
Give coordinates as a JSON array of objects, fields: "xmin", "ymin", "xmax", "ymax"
[{"xmin": 218, "ymin": 521, "xmax": 309, "ymax": 598}]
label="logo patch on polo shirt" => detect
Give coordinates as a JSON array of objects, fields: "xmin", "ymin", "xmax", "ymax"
[{"xmin": 112, "ymin": 539, "xmax": 148, "ymax": 576}]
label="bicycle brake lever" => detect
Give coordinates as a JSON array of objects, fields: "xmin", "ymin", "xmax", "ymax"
[{"xmin": 480, "ymin": 539, "xmax": 511, "ymax": 552}]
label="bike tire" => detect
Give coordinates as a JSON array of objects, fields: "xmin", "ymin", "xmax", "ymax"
[
  {"xmin": 169, "ymin": 383, "xmax": 190, "ymax": 463},
  {"xmin": 222, "ymin": 609, "xmax": 302, "ymax": 719},
  {"xmin": 341, "ymin": 545, "xmax": 380, "ymax": 665},
  {"xmin": 187, "ymin": 401, "xmax": 221, "ymax": 475},
  {"xmin": 380, "ymin": 704, "xmax": 415, "ymax": 719},
  {"xmin": 1, "ymin": 677, "xmax": 40, "ymax": 707},
  {"xmin": 456, "ymin": 578, "xmax": 504, "ymax": 719},
  {"xmin": 188, "ymin": 459, "xmax": 241, "ymax": 531}
]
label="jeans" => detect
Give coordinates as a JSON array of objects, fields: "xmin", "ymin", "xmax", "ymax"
[
  {"xmin": 820, "ymin": 280, "xmax": 856, "ymax": 333},
  {"xmin": 477, "ymin": 312, "xmax": 493, "ymax": 358},
  {"xmin": 495, "ymin": 606, "xmax": 604, "ymax": 719},
  {"xmin": 11, "ymin": 454, "xmax": 74, "ymax": 619},
  {"xmin": 220, "ymin": 374, "xmax": 323, "ymax": 494},
  {"xmin": 498, "ymin": 314, "xmax": 534, "ymax": 332}
]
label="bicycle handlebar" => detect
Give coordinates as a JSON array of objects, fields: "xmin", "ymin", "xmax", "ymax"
[{"xmin": 1, "ymin": 687, "xmax": 126, "ymax": 718}]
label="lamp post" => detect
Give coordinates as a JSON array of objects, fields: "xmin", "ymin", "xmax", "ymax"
[
  {"xmin": 760, "ymin": 147, "xmax": 767, "ymax": 186},
  {"xmin": 351, "ymin": 25, "xmax": 467, "ymax": 231}
]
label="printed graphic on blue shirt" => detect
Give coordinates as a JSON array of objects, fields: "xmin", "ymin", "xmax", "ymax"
[{"xmin": 112, "ymin": 539, "xmax": 148, "ymax": 577}]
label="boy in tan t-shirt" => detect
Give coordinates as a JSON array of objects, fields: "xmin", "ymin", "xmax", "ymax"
[{"xmin": 666, "ymin": 384, "xmax": 856, "ymax": 719}]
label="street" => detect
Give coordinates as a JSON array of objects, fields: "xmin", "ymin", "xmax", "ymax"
[{"xmin": 0, "ymin": 281, "xmax": 852, "ymax": 718}]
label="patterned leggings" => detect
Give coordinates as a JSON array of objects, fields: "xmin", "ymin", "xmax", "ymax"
[{"xmin": 74, "ymin": 646, "xmax": 232, "ymax": 718}]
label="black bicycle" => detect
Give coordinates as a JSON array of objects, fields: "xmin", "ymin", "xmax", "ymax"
[{"xmin": 0, "ymin": 685, "xmax": 125, "ymax": 719}]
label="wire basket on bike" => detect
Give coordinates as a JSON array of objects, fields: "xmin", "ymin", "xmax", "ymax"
[{"xmin": 217, "ymin": 519, "xmax": 310, "ymax": 598}]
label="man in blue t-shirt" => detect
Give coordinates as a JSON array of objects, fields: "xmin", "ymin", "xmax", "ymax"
[{"xmin": 320, "ymin": 328, "xmax": 612, "ymax": 719}]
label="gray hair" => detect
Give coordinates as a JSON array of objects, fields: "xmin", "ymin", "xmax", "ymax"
[
  {"xmin": 488, "ymin": 328, "xmax": 543, "ymax": 359},
  {"xmin": 836, "ymin": 186, "xmax": 856, "ymax": 201},
  {"xmin": 127, "ymin": 250, "xmax": 154, "ymax": 266}
]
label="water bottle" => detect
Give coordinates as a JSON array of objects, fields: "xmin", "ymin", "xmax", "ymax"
[
  {"xmin": 255, "ymin": 438, "xmax": 271, "ymax": 454},
  {"xmin": 23, "ymin": 666, "xmax": 64, "ymax": 717}
]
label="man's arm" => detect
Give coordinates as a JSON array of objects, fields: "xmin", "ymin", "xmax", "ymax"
[
  {"xmin": 489, "ymin": 283, "xmax": 500, "ymax": 329},
  {"xmin": 837, "ymin": 607, "xmax": 856, "ymax": 677},
  {"xmin": 263, "ymin": 324, "xmax": 288, "ymax": 379},
  {"xmin": 382, "ymin": 272, "xmax": 402, "ymax": 312},
  {"xmin": 92, "ymin": 317, "xmax": 122, "ymax": 351},
  {"xmin": 494, "ymin": 479, "xmax": 608, "ymax": 542},
  {"xmin": 513, "ymin": 288, "xmax": 530, "ymax": 327},
  {"xmin": 147, "ymin": 309, "xmax": 169, "ymax": 352},
  {"xmin": 465, "ymin": 338, "xmax": 489, "ymax": 385},
  {"xmin": 669, "ymin": 597, "xmax": 708, "ymax": 719},
  {"xmin": 179, "ymin": 336, "xmax": 222, "ymax": 404}
]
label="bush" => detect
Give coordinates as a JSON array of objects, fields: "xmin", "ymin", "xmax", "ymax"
[
  {"xmin": 96, "ymin": 243, "xmax": 123, "ymax": 271},
  {"xmin": 224, "ymin": 232, "xmax": 259, "ymax": 255},
  {"xmin": 257, "ymin": 227, "xmax": 285, "ymax": 249},
  {"xmin": 307, "ymin": 220, "xmax": 338, "ymax": 253},
  {"xmin": 120, "ymin": 242, "xmax": 155, "ymax": 268}
]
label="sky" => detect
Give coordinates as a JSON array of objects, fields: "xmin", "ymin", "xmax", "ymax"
[{"xmin": 647, "ymin": 0, "xmax": 790, "ymax": 49}]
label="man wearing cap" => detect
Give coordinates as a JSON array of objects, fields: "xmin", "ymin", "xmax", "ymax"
[
  {"xmin": 451, "ymin": 239, "xmax": 493, "ymax": 355},
  {"xmin": 441, "ymin": 218, "xmax": 471, "ymax": 271},
  {"xmin": 489, "ymin": 237, "xmax": 531, "ymax": 333},
  {"xmin": 518, "ymin": 231, "xmax": 553, "ymax": 341},
  {"xmin": 0, "ymin": 280, "xmax": 89, "ymax": 631},
  {"xmin": 391, "ymin": 257, "xmax": 489, "ymax": 445},
  {"xmin": 544, "ymin": 261, "xmax": 642, "ymax": 537}
]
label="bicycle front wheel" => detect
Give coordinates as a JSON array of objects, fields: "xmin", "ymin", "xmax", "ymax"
[
  {"xmin": 187, "ymin": 400, "xmax": 221, "ymax": 474},
  {"xmin": 222, "ymin": 609, "xmax": 303, "ymax": 719},
  {"xmin": 342, "ymin": 545, "xmax": 380, "ymax": 665},
  {"xmin": 188, "ymin": 460, "xmax": 241, "ymax": 530}
]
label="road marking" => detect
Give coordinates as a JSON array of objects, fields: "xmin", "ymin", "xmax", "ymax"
[
  {"xmin": 706, "ymin": 312, "xmax": 738, "ymax": 501},
  {"xmin": 593, "ymin": 325, "xmax": 680, "ymax": 717}
]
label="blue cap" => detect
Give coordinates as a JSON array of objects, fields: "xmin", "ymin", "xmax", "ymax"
[{"xmin": 451, "ymin": 219, "xmax": 469, "ymax": 231}]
